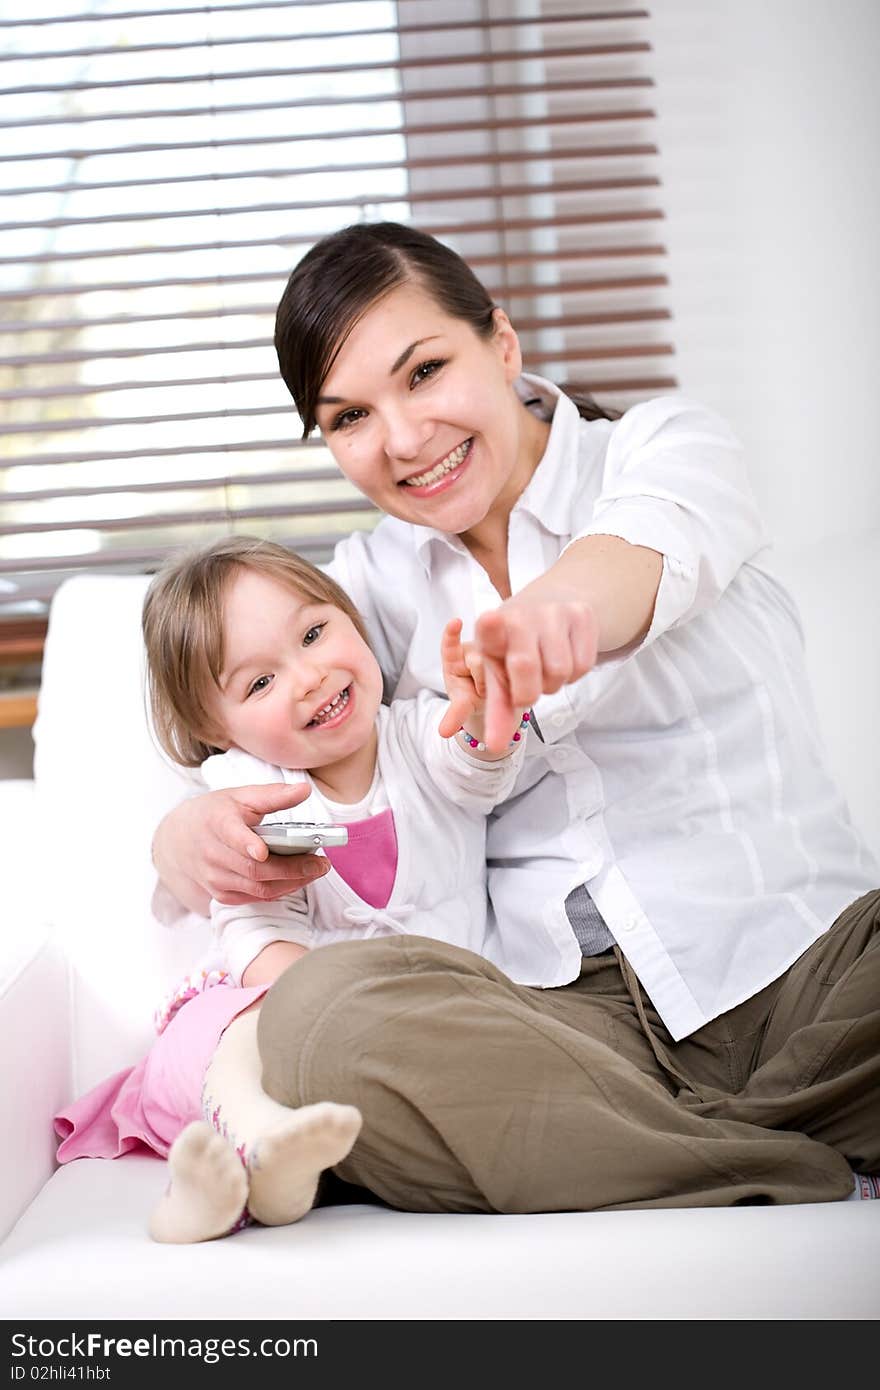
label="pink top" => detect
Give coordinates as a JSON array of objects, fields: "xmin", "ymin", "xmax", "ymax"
[{"xmin": 323, "ymin": 807, "xmax": 398, "ymax": 908}]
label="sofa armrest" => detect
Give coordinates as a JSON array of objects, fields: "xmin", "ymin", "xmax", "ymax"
[{"xmin": 0, "ymin": 924, "xmax": 71, "ymax": 1242}]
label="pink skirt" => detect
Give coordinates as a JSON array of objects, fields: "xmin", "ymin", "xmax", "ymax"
[{"xmin": 54, "ymin": 982, "xmax": 268, "ymax": 1161}]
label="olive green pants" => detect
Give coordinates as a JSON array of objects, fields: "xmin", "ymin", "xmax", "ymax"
[{"xmin": 258, "ymin": 890, "xmax": 880, "ymax": 1211}]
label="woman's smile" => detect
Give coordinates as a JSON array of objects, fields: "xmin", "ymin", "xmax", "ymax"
[{"xmin": 399, "ymin": 438, "xmax": 474, "ymax": 495}]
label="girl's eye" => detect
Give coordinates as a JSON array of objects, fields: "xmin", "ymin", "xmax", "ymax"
[
  {"xmin": 246, "ymin": 674, "xmax": 272, "ymax": 698},
  {"xmin": 410, "ymin": 358, "xmax": 447, "ymax": 388},
  {"xmin": 331, "ymin": 407, "xmax": 367, "ymax": 432},
  {"xmin": 303, "ymin": 623, "xmax": 326, "ymax": 647}
]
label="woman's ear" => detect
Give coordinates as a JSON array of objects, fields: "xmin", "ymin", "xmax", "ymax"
[{"xmin": 490, "ymin": 307, "xmax": 523, "ymax": 383}]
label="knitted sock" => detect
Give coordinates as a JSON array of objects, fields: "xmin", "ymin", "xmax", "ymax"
[
  {"xmin": 847, "ymin": 1173, "xmax": 880, "ymax": 1200},
  {"xmin": 149, "ymin": 1121, "xmax": 249, "ymax": 1243},
  {"xmin": 202, "ymin": 1010, "xmax": 362, "ymax": 1227}
]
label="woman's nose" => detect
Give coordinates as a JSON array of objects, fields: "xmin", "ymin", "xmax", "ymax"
[{"xmin": 381, "ymin": 406, "xmax": 430, "ymax": 462}]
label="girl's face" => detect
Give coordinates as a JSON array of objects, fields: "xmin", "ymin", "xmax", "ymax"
[
  {"xmin": 314, "ymin": 282, "xmax": 547, "ymax": 544},
  {"xmin": 209, "ymin": 567, "xmax": 383, "ymax": 785}
]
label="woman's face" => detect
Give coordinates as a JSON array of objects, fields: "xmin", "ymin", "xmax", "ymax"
[{"xmin": 313, "ymin": 282, "xmax": 544, "ymax": 542}]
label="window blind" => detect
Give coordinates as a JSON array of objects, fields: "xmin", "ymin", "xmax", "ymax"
[{"xmin": 0, "ymin": 0, "xmax": 675, "ymax": 645}]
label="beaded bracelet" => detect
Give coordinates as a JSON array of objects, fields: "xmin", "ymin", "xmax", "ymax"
[{"xmin": 458, "ymin": 709, "xmax": 531, "ymax": 752}]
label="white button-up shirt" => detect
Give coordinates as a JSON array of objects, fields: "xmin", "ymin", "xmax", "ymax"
[{"xmin": 330, "ymin": 375, "xmax": 877, "ymax": 1039}]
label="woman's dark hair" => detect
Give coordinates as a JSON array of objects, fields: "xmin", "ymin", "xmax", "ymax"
[{"xmin": 274, "ymin": 221, "xmax": 619, "ymax": 437}]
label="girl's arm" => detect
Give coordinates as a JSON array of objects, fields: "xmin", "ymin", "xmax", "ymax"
[
  {"xmin": 212, "ymin": 891, "xmax": 314, "ymax": 988},
  {"xmin": 241, "ymin": 939, "xmax": 309, "ymax": 987},
  {"xmin": 436, "ymin": 617, "xmax": 527, "ymax": 763}
]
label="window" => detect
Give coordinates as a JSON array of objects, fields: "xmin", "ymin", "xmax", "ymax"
[{"xmin": 0, "ymin": 0, "xmax": 672, "ymax": 648}]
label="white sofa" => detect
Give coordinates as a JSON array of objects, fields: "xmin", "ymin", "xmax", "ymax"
[{"xmin": 0, "ymin": 532, "xmax": 878, "ymax": 1321}]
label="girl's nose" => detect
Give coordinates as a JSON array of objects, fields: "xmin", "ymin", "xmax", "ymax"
[{"xmin": 292, "ymin": 658, "xmax": 324, "ymax": 705}]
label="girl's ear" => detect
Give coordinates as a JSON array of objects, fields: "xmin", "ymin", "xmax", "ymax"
[
  {"xmin": 198, "ymin": 713, "xmax": 230, "ymax": 753},
  {"xmin": 490, "ymin": 307, "xmax": 523, "ymax": 383}
]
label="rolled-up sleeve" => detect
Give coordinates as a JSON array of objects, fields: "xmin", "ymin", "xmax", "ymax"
[
  {"xmin": 565, "ymin": 397, "xmax": 769, "ymax": 646},
  {"xmin": 210, "ymin": 894, "xmax": 313, "ymax": 986},
  {"xmin": 399, "ymin": 691, "xmax": 527, "ymax": 812}
]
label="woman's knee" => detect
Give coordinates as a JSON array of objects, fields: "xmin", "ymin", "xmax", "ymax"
[
  {"xmin": 256, "ymin": 937, "xmax": 429, "ymax": 1106},
  {"xmin": 260, "ymin": 934, "xmax": 497, "ymax": 1034},
  {"xmin": 256, "ymin": 935, "xmax": 504, "ymax": 1109}
]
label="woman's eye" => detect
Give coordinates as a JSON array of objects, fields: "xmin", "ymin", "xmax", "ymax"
[
  {"xmin": 303, "ymin": 623, "xmax": 325, "ymax": 647},
  {"xmin": 331, "ymin": 408, "xmax": 367, "ymax": 432},
  {"xmin": 410, "ymin": 358, "xmax": 447, "ymax": 388},
  {"xmin": 246, "ymin": 674, "xmax": 272, "ymax": 698}
]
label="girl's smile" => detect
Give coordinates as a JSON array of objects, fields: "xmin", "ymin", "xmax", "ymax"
[{"xmin": 305, "ymin": 683, "xmax": 353, "ymax": 730}]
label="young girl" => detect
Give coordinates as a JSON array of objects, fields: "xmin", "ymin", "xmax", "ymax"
[{"xmin": 138, "ymin": 534, "xmax": 527, "ymax": 1241}]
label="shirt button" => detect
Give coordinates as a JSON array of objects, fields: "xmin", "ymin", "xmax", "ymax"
[
  {"xmin": 550, "ymin": 713, "xmax": 567, "ymax": 728},
  {"xmin": 622, "ymin": 914, "xmax": 640, "ymax": 932}
]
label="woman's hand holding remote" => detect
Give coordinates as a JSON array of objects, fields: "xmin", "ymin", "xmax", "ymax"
[{"xmin": 151, "ymin": 782, "xmax": 330, "ymax": 914}]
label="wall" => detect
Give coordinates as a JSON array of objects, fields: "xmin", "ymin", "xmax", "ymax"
[
  {"xmin": 652, "ymin": 0, "xmax": 880, "ymax": 546},
  {"xmin": 652, "ymin": 0, "xmax": 879, "ymax": 845}
]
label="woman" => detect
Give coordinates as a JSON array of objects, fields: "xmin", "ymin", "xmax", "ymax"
[{"xmin": 153, "ymin": 221, "xmax": 880, "ymax": 1212}]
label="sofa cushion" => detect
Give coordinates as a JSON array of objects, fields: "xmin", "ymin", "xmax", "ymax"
[
  {"xmin": 1, "ymin": 1155, "xmax": 878, "ymax": 1319},
  {"xmin": 33, "ymin": 575, "xmax": 211, "ymax": 1090},
  {"xmin": 0, "ymin": 926, "xmax": 69, "ymax": 1242}
]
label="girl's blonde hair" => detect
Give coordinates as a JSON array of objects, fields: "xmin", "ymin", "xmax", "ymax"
[{"xmin": 142, "ymin": 535, "xmax": 371, "ymax": 767}]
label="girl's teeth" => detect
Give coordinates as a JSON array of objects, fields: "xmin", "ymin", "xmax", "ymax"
[
  {"xmin": 404, "ymin": 439, "xmax": 470, "ymax": 487},
  {"xmin": 309, "ymin": 688, "xmax": 350, "ymax": 726}
]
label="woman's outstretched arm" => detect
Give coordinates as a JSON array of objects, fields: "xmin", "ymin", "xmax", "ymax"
[
  {"xmin": 474, "ymin": 398, "xmax": 765, "ymax": 751},
  {"xmin": 475, "ymin": 535, "xmax": 662, "ymax": 751}
]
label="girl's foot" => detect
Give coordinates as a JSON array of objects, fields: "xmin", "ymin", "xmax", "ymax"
[
  {"xmin": 848, "ymin": 1172, "xmax": 880, "ymax": 1200},
  {"xmin": 149, "ymin": 1121, "xmax": 248, "ymax": 1243},
  {"xmin": 246, "ymin": 1101, "xmax": 362, "ymax": 1226}
]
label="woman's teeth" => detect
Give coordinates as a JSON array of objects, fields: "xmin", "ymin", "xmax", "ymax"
[
  {"xmin": 403, "ymin": 438, "xmax": 471, "ymax": 487},
  {"xmin": 308, "ymin": 687, "xmax": 350, "ymax": 727}
]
